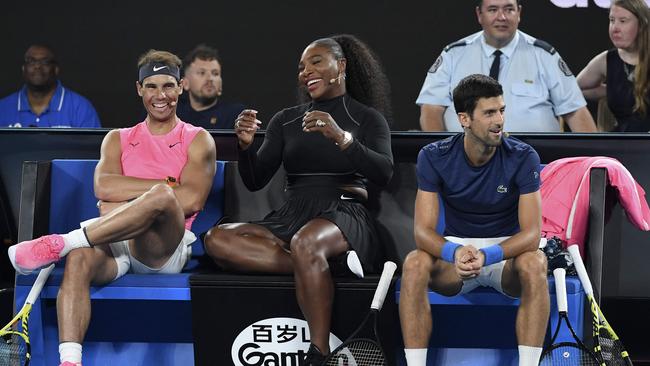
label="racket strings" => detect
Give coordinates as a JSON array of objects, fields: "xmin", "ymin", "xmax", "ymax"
[
  {"xmin": 324, "ymin": 340, "xmax": 385, "ymax": 366},
  {"xmin": 539, "ymin": 344, "xmax": 601, "ymax": 366},
  {"xmin": 598, "ymin": 334, "xmax": 627, "ymax": 365},
  {"xmin": 0, "ymin": 334, "xmax": 27, "ymax": 365}
]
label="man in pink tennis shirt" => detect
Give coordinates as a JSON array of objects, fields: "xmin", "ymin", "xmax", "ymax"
[{"xmin": 7, "ymin": 49, "xmax": 216, "ymax": 366}]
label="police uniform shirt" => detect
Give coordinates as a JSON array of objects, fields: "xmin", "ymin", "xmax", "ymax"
[
  {"xmin": 0, "ymin": 81, "xmax": 101, "ymax": 128},
  {"xmin": 416, "ymin": 133, "xmax": 541, "ymax": 238},
  {"xmin": 416, "ymin": 30, "xmax": 586, "ymax": 132}
]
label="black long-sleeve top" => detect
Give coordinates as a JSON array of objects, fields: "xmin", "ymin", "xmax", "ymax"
[{"xmin": 238, "ymin": 94, "xmax": 393, "ymax": 194}]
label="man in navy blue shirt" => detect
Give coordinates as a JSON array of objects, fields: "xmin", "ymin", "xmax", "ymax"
[
  {"xmin": 399, "ymin": 74, "xmax": 549, "ymax": 366},
  {"xmin": 176, "ymin": 44, "xmax": 244, "ymax": 129},
  {"xmin": 0, "ymin": 45, "xmax": 101, "ymax": 128}
]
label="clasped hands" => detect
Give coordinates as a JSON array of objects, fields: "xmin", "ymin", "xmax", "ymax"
[{"xmin": 454, "ymin": 245, "xmax": 485, "ymax": 279}]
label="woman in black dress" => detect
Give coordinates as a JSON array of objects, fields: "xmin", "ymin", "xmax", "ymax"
[{"xmin": 204, "ymin": 34, "xmax": 393, "ymax": 365}]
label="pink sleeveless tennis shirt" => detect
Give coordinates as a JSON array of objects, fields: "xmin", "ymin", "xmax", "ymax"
[{"xmin": 120, "ymin": 119, "xmax": 202, "ymax": 229}]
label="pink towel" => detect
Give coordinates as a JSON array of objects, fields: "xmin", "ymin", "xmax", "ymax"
[{"xmin": 541, "ymin": 156, "xmax": 650, "ymax": 256}]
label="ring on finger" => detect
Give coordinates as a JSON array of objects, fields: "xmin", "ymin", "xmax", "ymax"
[
  {"xmin": 235, "ymin": 120, "xmax": 240, "ymax": 128},
  {"xmin": 315, "ymin": 119, "xmax": 327, "ymax": 127}
]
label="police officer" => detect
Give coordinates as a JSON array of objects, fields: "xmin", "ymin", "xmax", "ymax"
[{"xmin": 416, "ymin": 0, "xmax": 598, "ymax": 133}]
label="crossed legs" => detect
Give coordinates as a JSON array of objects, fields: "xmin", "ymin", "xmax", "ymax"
[
  {"xmin": 204, "ymin": 218, "xmax": 349, "ymax": 354},
  {"xmin": 57, "ymin": 184, "xmax": 186, "ymax": 344}
]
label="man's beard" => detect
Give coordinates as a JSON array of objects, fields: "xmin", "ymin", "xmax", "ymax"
[{"xmin": 191, "ymin": 92, "xmax": 218, "ymax": 107}]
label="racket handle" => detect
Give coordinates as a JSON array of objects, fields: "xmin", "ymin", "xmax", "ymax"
[
  {"xmin": 567, "ymin": 244, "xmax": 594, "ymax": 297},
  {"xmin": 371, "ymin": 261, "xmax": 397, "ymax": 311},
  {"xmin": 553, "ymin": 268, "xmax": 568, "ymax": 313},
  {"xmin": 25, "ymin": 264, "xmax": 55, "ymax": 304}
]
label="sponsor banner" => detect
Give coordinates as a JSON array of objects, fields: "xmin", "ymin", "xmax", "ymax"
[{"xmin": 232, "ymin": 317, "xmax": 343, "ymax": 366}]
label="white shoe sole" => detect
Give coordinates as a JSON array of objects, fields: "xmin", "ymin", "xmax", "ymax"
[{"xmin": 346, "ymin": 250, "xmax": 364, "ymax": 278}]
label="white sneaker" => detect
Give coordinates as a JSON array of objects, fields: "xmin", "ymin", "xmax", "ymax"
[{"xmin": 345, "ymin": 250, "xmax": 364, "ymax": 278}]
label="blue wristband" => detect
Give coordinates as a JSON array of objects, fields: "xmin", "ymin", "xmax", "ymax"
[
  {"xmin": 441, "ymin": 241, "xmax": 462, "ymax": 263},
  {"xmin": 480, "ymin": 245, "xmax": 504, "ymax": 266}
]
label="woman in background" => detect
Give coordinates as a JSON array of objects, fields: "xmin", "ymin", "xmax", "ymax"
[{"xmin": 577, "ymin": 0, "xmax": 650, "ymax": 132}]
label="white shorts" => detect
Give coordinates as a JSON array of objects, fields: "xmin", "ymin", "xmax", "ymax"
[
  {"xmin": 80, "ymin": 218, "xmax": 197, "ymax": 280},
  {"xmin": 446, "ymin": 236, "xmax": 547, "ymax": 297}
]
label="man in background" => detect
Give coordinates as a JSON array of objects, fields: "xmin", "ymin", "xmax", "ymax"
[
  {"xmin": 177, "ymin": 44, "xmax": 244, "ymax": 129},
  {"xmin": 416, "ymin": 0, "xmax": 597, "ymax": 133},
  {"xmin": 0, "ymin": 44, "xmax": 101, "ymax": 128}
]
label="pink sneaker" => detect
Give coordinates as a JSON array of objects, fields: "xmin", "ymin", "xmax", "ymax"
[
  {"xmin": 60, "ymin": 362, "xmax": 82, "ymax": 366},
  {"xmin": 8, "ymin": 234, "xmax": 65, "ymax": 274}
]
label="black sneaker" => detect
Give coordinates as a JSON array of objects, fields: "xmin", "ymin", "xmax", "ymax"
[
  {"xmin": 328, "ymin": 250, "xmax": 364, "ymax": 278},
  {"xmin": 303, "ymin": 344, "xmax": 326, "ymax": 366}
]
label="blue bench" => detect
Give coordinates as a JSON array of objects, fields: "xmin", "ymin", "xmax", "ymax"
[
  {"xmin": 13, "ymin": 160, "xmax": 607, "ymax": 365},
  {"xmin": 394, "ymin": 276, "xmax": 584, "ymax": 365},
  {"xmin": 14, "ymin": 159, "xmax": 225, "ymax": 366}
]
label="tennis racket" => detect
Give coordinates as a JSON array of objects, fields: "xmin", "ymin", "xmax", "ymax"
[
  {"xmin": 0, "ymin": 264, "xmax": 54, "ymax": 366},
  {"xmin": 567, "ymin": 245, "xmax": 633, "ymax": 366},
  {"xmin": 539, "ymin": 268, "xmax": 602, "ymax": 365},
  {"xmin": 322, "ymin": 261, "xmax": 397, "ymax": 366}
]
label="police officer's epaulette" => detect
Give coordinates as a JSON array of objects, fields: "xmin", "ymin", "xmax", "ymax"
[
  {"xmin": 533, "ymin": 39, "xmax": 556, "ymax": 55},
  {"xmin": 443, "ymin": 40, "xmax": 467, "ymax": 52}
]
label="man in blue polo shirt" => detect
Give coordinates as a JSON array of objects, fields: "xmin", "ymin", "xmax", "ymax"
[
  {"xmin": 399, "ymin": 74, "xmax": 549, "ymax": 366},
  {"xmin": 0, "ymin": 44, "xmax": 101, "ymax": 128}
]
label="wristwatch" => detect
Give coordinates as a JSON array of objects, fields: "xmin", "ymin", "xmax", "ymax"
[
  {"xmin": 166, "ymin": 176, "xmax": 178, "ymax": 187},
  {"xmin": 336, "ymin": 131, "xmax": 353, "ymax": 146}
]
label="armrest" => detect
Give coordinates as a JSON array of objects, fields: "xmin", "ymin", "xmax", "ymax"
[
  {"xmin": 586, "ymin": 167, "xmax": 607, "ymax": 304},
  {"xmin": 17, "ymin": 161, "xmax": 52, "ymax": 242}
]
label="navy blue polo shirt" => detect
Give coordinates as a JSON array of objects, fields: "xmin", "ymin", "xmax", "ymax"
[
  {"xmin": 416, "ymin": 133, "xmax": 540, "ymax": 237},
  {"xmin": 0, "ymin": 81, "xmax": 101, "ymax": 128},
  {"xmin": 176, "ymin": 97, "xmax": 244, "ymax": 129}
]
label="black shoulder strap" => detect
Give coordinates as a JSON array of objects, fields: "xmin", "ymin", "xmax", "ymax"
[
  {"xmin": 443, "ymin": 40, "xmax": 467, "ymax": 52},
  {"xmin": 533, "ymin": 39, "xmax": 556, "ymax": 55}
]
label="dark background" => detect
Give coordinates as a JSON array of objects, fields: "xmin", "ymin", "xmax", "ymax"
[{"xmin": 2, "ymin": 0, "xmax": 611, "ymax": 130}]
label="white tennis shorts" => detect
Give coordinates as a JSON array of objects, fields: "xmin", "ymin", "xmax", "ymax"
[
  {"xmin": 80, "ymin": 218, "xmax": 196, "ymax": 280},
  {"xmin": 446, "ymin": 236, "xmax": 546, "ymax": 297},
  {"xmin": 444, "ymin": 236, "xmax": 510, "ymax": 296}
]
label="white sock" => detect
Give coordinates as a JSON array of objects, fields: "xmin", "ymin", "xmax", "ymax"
[
  {"xmin": 59, "ymin": 342, "xmax": 82, "ymax": 364},
  {"xmin": 518, "ymin": 345, "xmax": 542, "ymax": 366},
  {"xmin": 404, "ymin": 348, "xmax": 428, "ymax": 366},
  {"xmin": 60, "ymin": 228, "xmax": 91, "ymax": 256}
]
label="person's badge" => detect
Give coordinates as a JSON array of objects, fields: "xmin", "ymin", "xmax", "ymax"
[
  {"xmin": 210, "ymin": 117, "xmax": 217, "ymax": 125},
  {"xmin": 558, "ymin": 58, "xmax": 573, "ymax": 77},
  {"xmin": 429, "ymin": 55, "xmax": 443, "ymax": 74}
]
